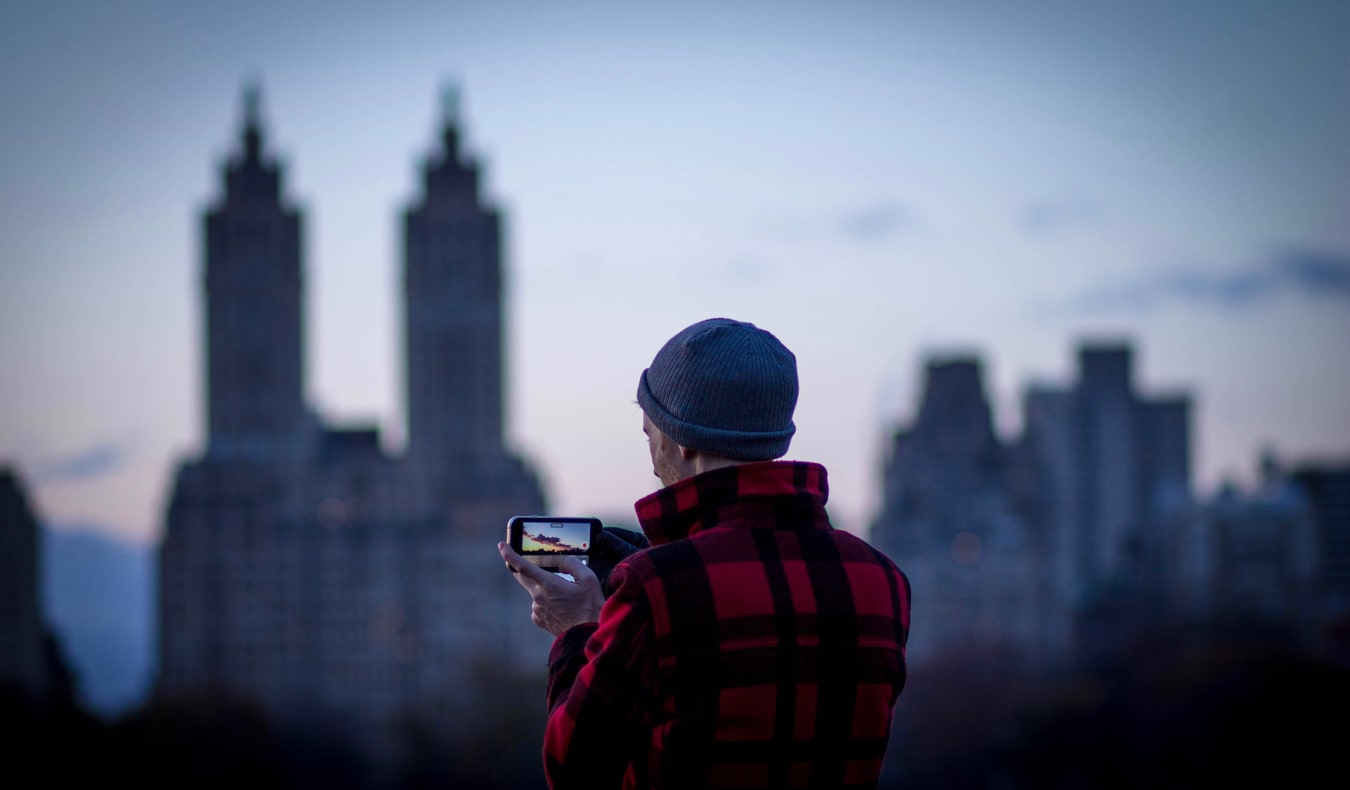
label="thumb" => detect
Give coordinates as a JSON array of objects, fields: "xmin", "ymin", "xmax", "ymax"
[{"xmin": 557, "ymin": 554, "xmax": 599, "ymax": 586}]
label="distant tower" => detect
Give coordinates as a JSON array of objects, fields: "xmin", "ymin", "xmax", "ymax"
[
  {"xmin": 870, "ymin": 356, "xmax": 1042, "ymax": 663},
  {"xmin": 1020, "ymin": 338, "xmax": 1193, "ymax": 629},
  {"xmin": 1291, "ymin": 464, "xmax": 1350, "ymax": 620},
  {"xmin": 875, "ymin": 356, "xmax": 1004, "ymax": 555},
  {"xmin": 0, "ymin": 468, "xmax": 47, "ymax": 698},
  {"xmin": 403, "ymin": 83, "xmax": 506, "ymax": 473},
  {"xmin": 1066, "ymin": 343, "xmax": 1191, "ymax": 591},
  {"xmin": 1072, "ymin": 344, "xmax": 1139, "ymax": 583},
  {"xmin": 203, "ymin": 83, "xmax": 308, "ymax": 461}
]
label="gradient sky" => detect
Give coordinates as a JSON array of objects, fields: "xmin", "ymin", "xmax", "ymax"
[{"xmin": 3, "ymin": 0, "xmax": 1348, "ymax": 547}]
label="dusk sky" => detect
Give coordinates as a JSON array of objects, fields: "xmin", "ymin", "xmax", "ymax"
[{"xmin": 3, "ymin": 0, "xmax": 1348, "ymax": 548}]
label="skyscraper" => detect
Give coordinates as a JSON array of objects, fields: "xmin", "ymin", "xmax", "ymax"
[
  {"xmin": 1291, "ymin": 463, "xmax": 1350, "ymax": 629},
  {"xmin": 869, "ymin": 356, "xmax": 1042, "ymax": 664},
  {"xmin": 1, "ymin": 467, "xmax": 78, "ymax": 712},
  {"xmin": 1, "ymin": 467, "xmax": 48, "ymax": 699},
  {"xmin": 202, "ymin": 84, "xmax": 309, "ymax": 463},
  {"xmin": 870, "ymin": 341, "xmax": 1195, "ymax": 665},
  {"xmin": 404, "ymin": 85, "xmax": 505, "ymax": 474},
  {"xmin": 157, "ymin": 84, "xmax": 547, "ymax": 771},
  {"xmin": 1053, "ymin": 344, "xmax": 1191, "ymax": 604}
]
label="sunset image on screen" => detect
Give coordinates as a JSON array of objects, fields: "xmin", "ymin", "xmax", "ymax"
[{"xmin": 521, "ymin": 522, "xmax": 591, "ymax": 554}]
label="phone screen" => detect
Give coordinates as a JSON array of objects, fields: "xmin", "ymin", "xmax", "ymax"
[{"xmin": 507, "ymin": 517, "xmax": 601, "ymax": 572}]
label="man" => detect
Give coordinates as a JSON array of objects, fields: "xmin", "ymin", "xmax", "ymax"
[{"xmin": 499, "ymin": 317, "xmax": 911, "ymax": 789}]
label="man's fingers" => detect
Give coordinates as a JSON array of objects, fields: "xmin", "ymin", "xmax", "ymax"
[
  {"xmin": 498, "ymin": 545, "xmax": 606, "ymax": 636},
  {"xmin": 556, "ymin": 554, "xmax": 593, "ymax": 580},
  {"xmin": 499, "ymin": 542, "xmax": 555, "ymax": 587}
]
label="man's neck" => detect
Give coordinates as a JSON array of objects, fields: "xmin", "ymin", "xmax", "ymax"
[{"xmin": 681, "ymin": 450, "xmax": 749, "ymax": 481}]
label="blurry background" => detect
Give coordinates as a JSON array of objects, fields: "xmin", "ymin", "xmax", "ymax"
[{"xmin": 2, "ymin": 0, "xmax": 1348, "ymax": 785}]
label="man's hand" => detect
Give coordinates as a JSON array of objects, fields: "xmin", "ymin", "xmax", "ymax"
[
  {"xmin": 498, "ymin": 542, "xmax": 605, "ymax": 637},
  {"xmin": 590, "ymin": 527, "xmax": 650, "ymax": 596}
]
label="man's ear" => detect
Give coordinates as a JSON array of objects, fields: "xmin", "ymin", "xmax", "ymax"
[{"xmin": 678, "ymin": 444, "xmax": 698, "ymax": 460}]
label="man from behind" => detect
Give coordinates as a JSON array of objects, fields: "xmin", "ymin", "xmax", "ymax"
[{"xmin": 500, "ymin": 317, "xmax": 911, "ymax": 788}]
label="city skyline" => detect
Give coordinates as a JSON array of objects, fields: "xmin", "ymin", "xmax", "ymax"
[{"xmin": 3, "ymin": 1, "xmax": 1349, "ymax": 548}]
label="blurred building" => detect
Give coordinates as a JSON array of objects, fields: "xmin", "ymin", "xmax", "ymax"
[
  {"xmin": 1289, "ymin": 462, "xmax": 1350, "ymax": 643},
  {"xmin": 1, "ymin": 466, "xmax": 78, "ymax": 706},
  {"xmin": 1186, "ymin": 457, "xmax": 1319, "ymax": 633},
  {"xmin": 868, "ymin": 357, "xmax": 1044, "ymax": 665},
  {"xmin": 157, "ymin": 86, "xmax": 547, "ymax": 769},
  {"xmin": 870, "ymin": 343, "xmax": 1194, "ymax": 666},
  {"xmin": 1025, "ymin": 343, "xmax": 1193, "ymax": 664},
  {"xmin": 1, "ymin": 467, "xmax": 48, "ymax": 698}
]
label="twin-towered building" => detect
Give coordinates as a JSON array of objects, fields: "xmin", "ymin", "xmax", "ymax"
[{"xmin": 157, "ymin": 85, "xmax": 547, "ymax": 769}]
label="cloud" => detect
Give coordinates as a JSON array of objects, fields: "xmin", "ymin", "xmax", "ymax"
[
  {"xmin": 34, "ymin": 441, "xmax": 129, "ymax": 484},
  {"xmin": 838, "ymin": 201, "xmax": 911, "ymax": 241},
  {"xmin": 1277, "ymin": 248, "xmax": 1350, "ymax": 294},
  {"xmin": 755, "ymin": 200, "xmax": 915, "ymax": 244},
  {"xmin": 1064, "ymin": 247, "xmax": 1350, "ymax": 314},
  {"xmin": 1020, "ymin": 197, "xmax": 1098, "ymax": 235}
]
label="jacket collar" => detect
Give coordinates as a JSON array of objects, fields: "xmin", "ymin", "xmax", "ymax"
[{"xmin": 634, "ymin": 460, "xmax": 830, "ymax": 546}]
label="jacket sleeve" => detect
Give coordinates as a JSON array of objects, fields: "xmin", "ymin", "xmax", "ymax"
[
  {"xmin": 543, "ymin": 563, "xmax": 657, "ymax": 789},
  {"xmin": 589, "ymin": 527, "xmax": 651, "ymax": 599},
  {"xmin": 546, "ymin": 624, "xmax": 598, "ymax": 714}
]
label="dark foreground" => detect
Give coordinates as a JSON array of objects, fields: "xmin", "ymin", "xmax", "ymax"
[{"xmin": 7, "ymin": 623, "xmax": 1348, "ymax": 789}]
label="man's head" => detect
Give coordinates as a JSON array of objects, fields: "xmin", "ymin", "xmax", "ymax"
[{"xmin": 637, "ymin": 318, "xmax": 798, "ymax": 484}]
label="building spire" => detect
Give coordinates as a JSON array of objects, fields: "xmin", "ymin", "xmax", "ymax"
[
  {"xmin": 242, "ymin": 79, "xmax": 264, "ymax": 159},
  {"xmin": 441, "ymin": 80, "xmax": 460, "ymax": 128}
]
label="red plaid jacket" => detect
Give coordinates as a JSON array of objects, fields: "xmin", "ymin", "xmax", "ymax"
[{"xmin": 544, "ymin": 461, "xmax": 910, "ymax": 789}]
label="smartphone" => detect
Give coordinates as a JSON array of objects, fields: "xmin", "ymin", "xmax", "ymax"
[{"xmin": 506, "ymin": 516, "xmax": 602, "ymax": 573}]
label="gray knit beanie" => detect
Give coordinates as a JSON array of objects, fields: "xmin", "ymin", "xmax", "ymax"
[{"xmin": 636, "ymin": 317, "xmax": 798, "ymax": 461}]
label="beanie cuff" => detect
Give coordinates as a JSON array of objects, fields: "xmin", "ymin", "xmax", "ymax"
[{"xmin": 639, "ymin": 371, "xmax": 795, "ymax": 461}]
